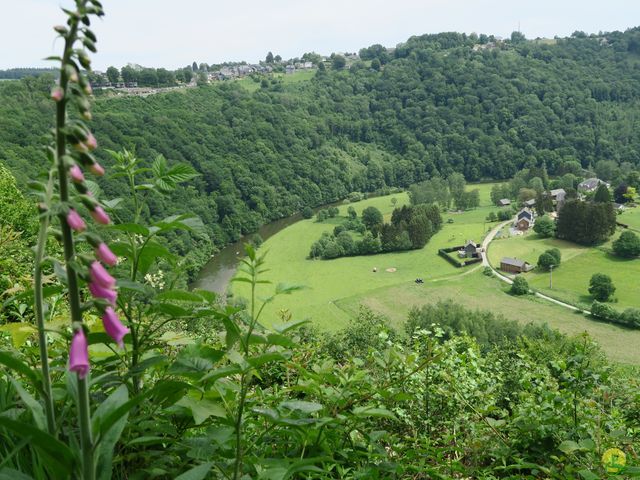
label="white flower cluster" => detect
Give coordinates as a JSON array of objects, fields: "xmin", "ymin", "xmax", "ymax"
[{"xmin": 144, "ymin": 270, "xmax": 165, "ymax": 290}]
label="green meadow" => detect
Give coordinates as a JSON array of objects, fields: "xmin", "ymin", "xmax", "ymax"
[
  {"xmin": 233, "ymin": 184, "xmax": 640, "ymax": 364},
  {"xmin": 487, "ymin": 228, "xmax": 640, "ymax": 311}
]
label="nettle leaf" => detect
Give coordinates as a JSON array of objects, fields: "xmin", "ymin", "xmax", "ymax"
[
  {"xmin": 0, "ymin": 322, "xmax": 37, "ymax": 348},
  {"xmin": 110, "ymin": 223, "xmax": 150, "ymax": 236},
  {"xmin": 156, "ymin": 290, "xmax": 206, "ymax": 303},
  {"xmin": 84, "ymin": 179, "xmax": 102, "ymax": 198},
  {"xmin": 558, "ymin": 440, "xmax": 581, "ymax": 454},
  {"xmin": 352, "ymin": 406, "xmax": 396, "ymax": 420},
  {"xmin": 279, "ymin": 400, "xmax": 323, "ymax": 414},
  {"xmin": 169, "ymin": 344, "xmax": 225, "ymax": 377},
  {"xmin": 176, "ymin": 395, "xmax": 226, "ymax": 425}
]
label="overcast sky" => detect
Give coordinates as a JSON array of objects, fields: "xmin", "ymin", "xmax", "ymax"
[{"xmin": 3, "ymin": 0, "xmax": 640, "ymax": 71}]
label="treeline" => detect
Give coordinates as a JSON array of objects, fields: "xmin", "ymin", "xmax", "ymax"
[
  {"xmin": 0, "ymin": 67, "xmax": 57, "ymax": 79},
  {"xmin": 309, "ymin": 204, "xmax": 442, "ymax": 259},
  {"xmin": 4, "ymin": 28, "xmax": 640, "ymax": 273}
]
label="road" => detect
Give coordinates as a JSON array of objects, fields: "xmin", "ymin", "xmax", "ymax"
[{"xmin": 481, "ymin": 221, "xmax": 588, "ymax": 314}]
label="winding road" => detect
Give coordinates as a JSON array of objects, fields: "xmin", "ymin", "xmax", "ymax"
[{"xmin": 481, "ymin": 221, "xmax": 588, "ymax": 314}]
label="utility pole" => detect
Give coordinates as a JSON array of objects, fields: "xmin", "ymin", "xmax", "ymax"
[{"xmin": 549, "ymin": 264, "xmax": 554, "ymax": 289}]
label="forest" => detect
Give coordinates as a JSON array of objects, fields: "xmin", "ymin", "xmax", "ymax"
[{"xmin": 3, "ymin": 27, "xmax": 640, "ymax": 278}]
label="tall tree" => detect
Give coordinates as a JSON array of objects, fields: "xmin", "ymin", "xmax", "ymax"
[
  {"xmin": 266, "ymin": 51, "xmax": 274, "ymax": 63},
  {"xmin": 106, "ymin": 66, "xmax": 119, "ymax": 84}
]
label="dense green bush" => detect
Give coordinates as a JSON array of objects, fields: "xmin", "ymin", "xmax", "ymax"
[
  {"xmin": 510, "ymin": 275, "xmax": 530, "ymax": 295},
  {"xmin": 589, "ymin": 272, "xmax": 616, "ymax": 301},
  {"xmin": 612, "ymin": 230, "xmax": 640, "ymax": 258}
]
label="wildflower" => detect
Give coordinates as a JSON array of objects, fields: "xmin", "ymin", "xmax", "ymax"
[
  {"xmin": 88, "ymin": 281, "xmax": 117, "ymax": 305},
  {"xmin": 66, "ymin": 209, "xmax": 86, "ymax": 232},
  {"xmin": 51, "ymin": 86, "xmax": 64, "ymax": 102},
  {"xmin": 69, "ymin": 329, "xmax": 90, "ymax": 379},
  {"xmin": 85, "ymin": 132, "xmax": 97, "ymax": 151},
  {"xmin": 96, "ymin": 242, "xmax": 117, "ymax": 266},
  {"xmin": 89, "ymin": 261, "xmax": 115, "ymax": 289},
  {"xmin": 89, "ymin": 206, "xmax": 110, "ymax": 225},
  {"xmin": 89, "ymin": 162, "xmax": 105, "ymax": 176},
  {"xmin": 69, "ymin": 164, "xmax": 85, "ymax": 183},
  {"xmin": 102, "ymin": 307, "xmax": 129, "ymax": 348}
]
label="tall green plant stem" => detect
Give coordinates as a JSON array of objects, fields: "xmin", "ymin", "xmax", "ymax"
[
  {"xmin": 34, "ymin": 169, "xmax": 57, "ymax": 437},
  {"xmin": 56, "ymin": 19, "xmax": 94, "ymax": 480}
]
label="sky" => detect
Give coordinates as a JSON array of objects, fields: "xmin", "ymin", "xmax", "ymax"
[{"xmin": 2, "ymin": 0, "xmax": 640, "ymax": 71}]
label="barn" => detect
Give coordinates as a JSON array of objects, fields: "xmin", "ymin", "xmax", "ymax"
[{"xmin": 500, "ymin": 257, "xmax": 533, "ymax": 274}]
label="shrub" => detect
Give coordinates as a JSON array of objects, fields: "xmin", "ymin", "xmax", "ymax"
[
  {"xmin": 510, "ymin": 276, "xmax": 529, "ymax": 295},
  {"xmin": 497, "ymin": 210, "xmax": 512, "ymax": 221},
  {"xmin": 333, "ymin": 225, "xmax": 345, "ymax": 236},
  {"xmin": 533, "ymin": 215, "xmax": 555, "ymax": 238},
  {"xmin": 483, "ymin": 266, "xmax": 494, "ymax": 277},
  {"xmin": 590, "ymin": 301, "xmax": 620, "ymax": 324},
  {"xmin": 621, "ymin": 308, "xmax": 640, "ymax": 328},
  {"xmin": 588, "ymin": 273, "xmax": 615, "ymax": 302},
  {"xmin": 612, "ymin": 230, "xmax": 640, "ymax": 258},
  {"xmin": 301, "ymin": 206, "xmax": 313, "ymax": 219},
  {"xmin": 538, "ymin": 248, "xmax": 561, "ymax": 271}
]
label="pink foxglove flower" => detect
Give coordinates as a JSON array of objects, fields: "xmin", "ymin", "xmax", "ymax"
[
  {"xmin": 89, "ymin": 162, "xmax": 104, "ymax": 176},
  {"xmin": 51, "ymin": 86, "xmax": 64, "ymax": 102},
  {"xmin": 66, "ymin": 209, "xmax": 86, "ymax": 232},
  {"xmin": 89, "ymin": 281, "xmax": 117, "ymax": 305},
  {"xmin": 96, "ymin": 243, "xmax": 117, "ymax": 266},
  {"xmin": 70, "ymin": 164, "xmax": 85, "ymax": 183},
  {"xmin": 90, "ymin": 206, "xmax": 110, "ymax": 225},
  {"xmin": 89, "ymin": 261, "xmax": 116, "ymax": 289},
  {"xmin": 69, "ymin": 330, "xmax": 90, "ymax": 379},
  {"xmin": 102, "ymin": 307, "xmax": 129, "ymax": 348},
  {"xmin": 85, "ymin": 132, "xmax": 97, "ymax": 151}
]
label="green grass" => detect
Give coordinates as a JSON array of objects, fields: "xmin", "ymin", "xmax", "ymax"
[
  {"xmin": 235, "ymin": 70, "xmax": 316, "ymax": 92},
  {"xmin": 619, "ymin": 205, "xmax": 640, "ymax": 231},
  {"xmin": 336, "ymin": 270, "xmax": 640, "ymax": 365},
  {"xmin": 232, "ymin": 183, "xmax": 640, "ymax": 364},
  {"xmin": 487, "ymin": 229, "xmax": 640, "ymax": 311}
]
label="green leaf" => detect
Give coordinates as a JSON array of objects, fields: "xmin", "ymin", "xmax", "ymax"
[
  {"xmin": 126, "ymin": 436, "xmax": 168, "ymax": 447},
  {"xmin": 0, "ymin": 468, "xmax": 34, "ymax": 480},
  {"xmin": 273, "ymin": 319, "xmax": 310, "ymax": 334},
  {"xmin": 156, "ymin": 290, "xmax": 205, "ymax": 303},
  {"xmin": 0, "ymin": 351, "xmax": 40, "ymax": 389},
  {"xmin": 110, "ymin": 223, "xmax": 150, "ymax": 236},
  {"xmin": 137, "ymin": 241, "xmax": 174, "ymax": 277},
  {"xmin": 352, "ymin": 406, "xmax": 396, "ymax": 420},
  {"xmin": 9, "ymin": 378, "xmax": 46, "ymax": 431},
  {"xmin": 279, "ymin": 401, "xmax": 323, "ymax": 414},
  {"xmin": 578, "ymin": 470, "xmax": 600, "ymax": 480},
  {"xmin": 0, "ymin": 417, "xmax": 74, "ymax": 477},
  {"xmin": 93, "ymin": 385, "xmax": 129, "ymax": 480},
  {"xmin": 247, "ymin": 352, "xmax": 286, "ymax": 368},
  {"xmin": 558, "ymin": 440, "xmax": 581, "ymax": 454},
  {"xmin": 0, "ymin": 323, "xmax": 37, "ymax": 348},
  {"xmin": 174, "ymin": 462, "xmax": 213, "ymax": 480},
  {"xmin": 176, "ymin": 396, "xmax": 226, "ymax": 425}
]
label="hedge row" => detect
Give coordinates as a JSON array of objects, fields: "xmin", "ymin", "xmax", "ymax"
[
  {"xmin": 590, "ymin": 301, "xmax": 640, "ymax": 329},
  {"xmin": 438, "ymin": 248, "xmax": 483, "ymax": 268}
]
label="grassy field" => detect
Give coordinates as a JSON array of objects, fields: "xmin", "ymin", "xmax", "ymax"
[
  {"xmin": 236, "ymin": 70, "xmax": 316, "ymax": 92},
  {"xmin": 336, "ymin": 270, "xmax": 640, "ymax": 365},
  {"xmin": 232, "ymin": 184, "xmax": 640, "ymax": 365},
  {"xmin": 619, "ymin": 205, "xmax": 640, "ymax": 231},
  {"xmin": 233, "ymin": 184, "xmax": 502, "ymax": 328},
  {"xmin": 487, "ymin": 229, "xmax": 640, "ymax": 311}
]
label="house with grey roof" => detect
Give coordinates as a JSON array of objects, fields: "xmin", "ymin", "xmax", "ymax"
[
  {"xmin": 578, "ymin": 178, "xmax": 608, "ymax": 192},
  {"xmin": 500, "ymin": 257, "xmax": 533, "ymax": 274}
]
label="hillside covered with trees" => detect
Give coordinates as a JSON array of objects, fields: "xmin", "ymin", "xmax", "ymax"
[{"xmin": 3, "ymin": 28, "xmax": 640, "ymax": 273}]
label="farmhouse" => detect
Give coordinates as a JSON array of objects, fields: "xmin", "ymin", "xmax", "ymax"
[
  {"xmin": 524, "ymin": 198, "xmax": 536, "ymax": 208},
  {"xmin": 514, "ymin": 208, "xmax": 535, "ymax": 231},
  {"xmin": 500, "ymin": 257, "xmax": 533, "ymax": 274},
  {"xmin": 499, "ymin": 198, "xmax": 511, "ymax": 207},
  {"xmin": 458, "ymin": 240, "xmax": 482, "ymax": 258},
  {"xmin": 578, "ymin": 178, "xmax": 608, "ymax": 192}
]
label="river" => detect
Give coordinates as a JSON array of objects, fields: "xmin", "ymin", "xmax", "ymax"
[{"xmin": 191, "ymin": 200, "xmax": 347, "ymax": 294}]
